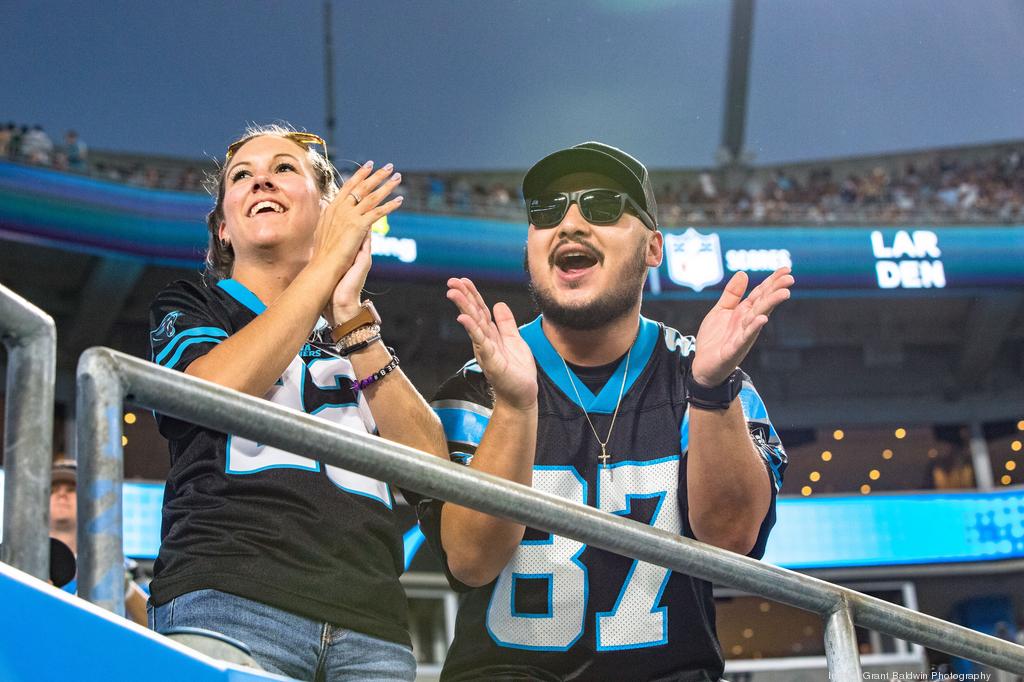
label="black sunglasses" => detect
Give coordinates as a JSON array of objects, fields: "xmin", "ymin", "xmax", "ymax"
[{"xmin": 527, "ymin": 188, "xmax": 655, "ymax": 231}]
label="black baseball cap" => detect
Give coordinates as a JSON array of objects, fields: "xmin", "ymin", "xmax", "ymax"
[{"xmin": 522, "ymin": 141, "xmax": 659, "ymax": 229}]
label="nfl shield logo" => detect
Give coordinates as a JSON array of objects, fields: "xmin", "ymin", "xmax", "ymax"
[{"xmin": 665, "ymin": 228, "xmax": 724, "ymax": 292}]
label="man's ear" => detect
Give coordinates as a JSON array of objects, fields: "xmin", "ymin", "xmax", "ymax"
[{"xmin": 646, "ymin": 230, "xmax": 664, "ymax": 268}]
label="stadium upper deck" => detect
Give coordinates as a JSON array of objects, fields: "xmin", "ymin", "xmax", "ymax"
[{"xmin": 2, "ymin": 122, "xmax": 1022, "ymax": 226}]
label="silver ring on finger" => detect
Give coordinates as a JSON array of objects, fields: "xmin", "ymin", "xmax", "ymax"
[{"xmin": 349, "ymin": 192, "xmax": 361, "ymax": 204}]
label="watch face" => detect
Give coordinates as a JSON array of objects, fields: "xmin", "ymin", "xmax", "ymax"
[{"xmin": 685, "ymin": 368, "xmax": 742, "ymax": 409}]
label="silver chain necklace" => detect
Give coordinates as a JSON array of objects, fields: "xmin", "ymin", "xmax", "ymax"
[{"xmin": 561, "ymin": 346, "xmax": 632, "ymax": 476}]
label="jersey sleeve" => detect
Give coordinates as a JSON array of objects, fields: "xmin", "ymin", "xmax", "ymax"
[
  {"xmin": 149, "ymin": 281, "xmax": 230, "ymax": 372},
  {"xmin": 148, "ymin": 281, "xmax": 232, "ymax": 440},
  {"xmin": 735, "ymin": 373, "xmax": 788, "ymax": 559},
  {"xmin": 672, "ymin": 327, "xmax": 788, "ymax": 560},
  {"xmin": 412, "ymin": 359, "xmax": 495, "ymax": 592}
]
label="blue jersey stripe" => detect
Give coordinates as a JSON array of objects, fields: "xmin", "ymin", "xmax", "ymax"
[
  {"xmin": 154, "ymin": 326, "xmax": 228, "ymax": 364},
  {"xmin": 738, "ymin": 385, "xmax": 769, "ymax": 421},
  {"xmin": 679, "ymin": 409, "xmax": 690, "ymax": 453},
  {"xmin": 217, "ymin": 278, "xmax": 266, "ymax": 314},
  {"xmin": 403, "ymin": 525, "xmax": 427, "ymax": 570},
  {"xmin": 159, "ymin": 336, "xmax": 224, "ymax": 369},
  {"xmin": 435, "ymin": 407, "xmax": 490, "ymax": 447},
  {"xmin": 738, "ymin": 385, "xmax": 786, "ymax": 489}
]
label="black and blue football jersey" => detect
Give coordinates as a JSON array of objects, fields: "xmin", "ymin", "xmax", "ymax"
[
  {"xmin": 148, "ymin": 278, "xmax": 410, "ymax": 646},
  {"xmin": 418, "ymin": 316, "xmax": 787, "ymax": 681}
]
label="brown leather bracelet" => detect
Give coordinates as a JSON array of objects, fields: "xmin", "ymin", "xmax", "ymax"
[{"xmin": 331, "ymin": 300, "xmax": 382, "ymax": 343}]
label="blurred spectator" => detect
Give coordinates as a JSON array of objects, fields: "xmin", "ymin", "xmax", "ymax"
[
  {"xmin": 927, "ymin": 439, "xmax": 976, "ymax": 490},
  {"xmin": 176, "ymin": 165, "xmax": 201, "ymax": 191},
  {"xmin": 49, "ymin": 459, "xmax": 149, "ymax": 626},
  {"xmin": 49, "ymin": 461, "xmax": 78, "ymax": 556},
  {"xmin": 427, "ymin": 176, "xmax": 447, "ymax": 210},
  {"xmin": 21, "ymin": 124, "xmax": 54, "ymax": 165},
  {"xmin": 0, "ymin": 123, "xmax": 13, "ymax": 158},
  {"xmin": 8, "ymin": 125, "xmax": 27, "ymax": 161},
  {"xmin": 143, "ymin": 166, "xmax": 162, "ymax": 188},
  {"xmin": 62, "ymin": 129, "xmax": 88, "ymax": 172}
]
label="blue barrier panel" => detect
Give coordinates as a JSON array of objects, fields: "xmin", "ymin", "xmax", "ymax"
[{"xmin": 0, "ymin": 561, "xmax": 288, "ymax": 681}]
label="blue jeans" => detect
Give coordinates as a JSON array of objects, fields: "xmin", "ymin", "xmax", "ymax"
[{"xmin": 148, "ymin": 588, "xmax": 416, "ymax": 682}]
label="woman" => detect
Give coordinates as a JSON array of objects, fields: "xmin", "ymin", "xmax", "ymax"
[{"xmin": 147, "ymin": 124, "xmax": 447, "ymax": 681}]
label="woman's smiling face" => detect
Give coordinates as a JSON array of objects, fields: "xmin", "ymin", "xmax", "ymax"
[{"xmin": 218, "ymin": 135, "xmax": 325, "ymax": 260}]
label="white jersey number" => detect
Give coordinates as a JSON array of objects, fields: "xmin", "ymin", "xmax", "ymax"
[
  {"xmin": 486, "ymin": 458, "xmax": 680, "ymax": 651},
  {"xmin": 225, "ymin": 356, "xmax": 391, "ymax": 507}
]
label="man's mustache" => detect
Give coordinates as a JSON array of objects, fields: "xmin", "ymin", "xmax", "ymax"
[{"xmin": 548, "ymin": 236, "xmax": 605, "ymax": 267}]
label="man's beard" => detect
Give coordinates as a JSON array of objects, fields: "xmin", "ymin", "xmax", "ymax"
[{"xmin": 527, "ymin": 238, "xmax": 649, "ymax": 331}]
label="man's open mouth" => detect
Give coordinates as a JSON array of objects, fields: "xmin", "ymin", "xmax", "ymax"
[{"xmin": 553, "ymin": 246, "xmax": 601, "ymax": 273}]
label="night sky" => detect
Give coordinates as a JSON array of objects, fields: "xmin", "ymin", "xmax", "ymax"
[{"xmin": 4, "ymin": 0, "xmax": 1023, "ymax": 170}]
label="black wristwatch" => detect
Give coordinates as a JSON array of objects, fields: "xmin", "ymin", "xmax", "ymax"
[{"xmin": 684, "ymin": 368, "xmax": 744, "ymax": 410}]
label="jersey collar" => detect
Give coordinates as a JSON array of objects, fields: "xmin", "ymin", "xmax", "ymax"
[
  {"xmin": 520, "ymin": 315, "xmax": 659, "ymax": 414},
  {"xmin": 217, "ymin": 278, "xmax": 266, "ymax": 315}
]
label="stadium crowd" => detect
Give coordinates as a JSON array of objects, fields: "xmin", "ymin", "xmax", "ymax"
[
  {"xmin": 3, "ymin": 121, "xmax": 1022, "ymax": 225},
  {"xmin": 0, "ymin": 122, "xmax": 204, "ymax": 191},
  {"xmin": 421, "ymin": 146, "xmax": 1024, "ymax": 225}
]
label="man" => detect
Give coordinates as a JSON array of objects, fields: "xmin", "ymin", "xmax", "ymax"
[
  {"xmin": 418, "ymin": 142, "xmax": 791, "ymax": 681},
  {"xmin": 50, "ymin": 459, "xmax": 149, "ymax": 626},
  {"xmin": 49, "ymin": 461, "xmax": 79, "ymax": 556}
]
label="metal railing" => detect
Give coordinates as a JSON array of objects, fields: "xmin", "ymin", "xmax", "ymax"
[
  {"xmin": 74, "ymin": 346, "xmax": 1024, "ymax": 677},
  {"xmin": 0, "ymin": 284, "xmax": 55, "ymax": 580}
]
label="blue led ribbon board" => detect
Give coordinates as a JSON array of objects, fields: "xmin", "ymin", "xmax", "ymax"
[{"xmin": 1, "ymin": 469, "xmax": 1021, "ymax": 568}]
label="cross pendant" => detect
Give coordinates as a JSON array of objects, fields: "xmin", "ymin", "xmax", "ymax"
[{"xmin": 599, "ymin": 444, "xmax": 612, "ymax": 479}]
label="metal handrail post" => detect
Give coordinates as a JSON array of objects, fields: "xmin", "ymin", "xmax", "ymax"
[
  {"xmin": 0, "ymin": 284, "xmax": 55, "ymax": 580},
  {"xmin": 74, "ymin": 348, "xmax": 1024, "ymax": 674},
  {"xmin": 824, "ymin": 598, "xmax": 863, "ymax": 680},
  {"xmin": 74, "ymin": 350, "xmax": 125, "ymax": 615}
]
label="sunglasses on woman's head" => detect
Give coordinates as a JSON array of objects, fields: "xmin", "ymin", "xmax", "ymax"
[
  {"xmin": 527, "ymin": 188, "xmax": 655, "ymax": 231},
  {"xmin": 225, "ymin": 131, "xmax": 330, "ymax": 167}
]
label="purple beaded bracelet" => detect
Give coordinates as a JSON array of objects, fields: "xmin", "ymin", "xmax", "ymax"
[{"xmin": 351, "ymin": 352, "xmax": 400, "ymax": 393}]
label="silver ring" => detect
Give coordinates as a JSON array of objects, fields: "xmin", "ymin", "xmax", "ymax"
[{"xmin": 349, "ymin": 192, "xmax": 361, "ymax": 204}]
